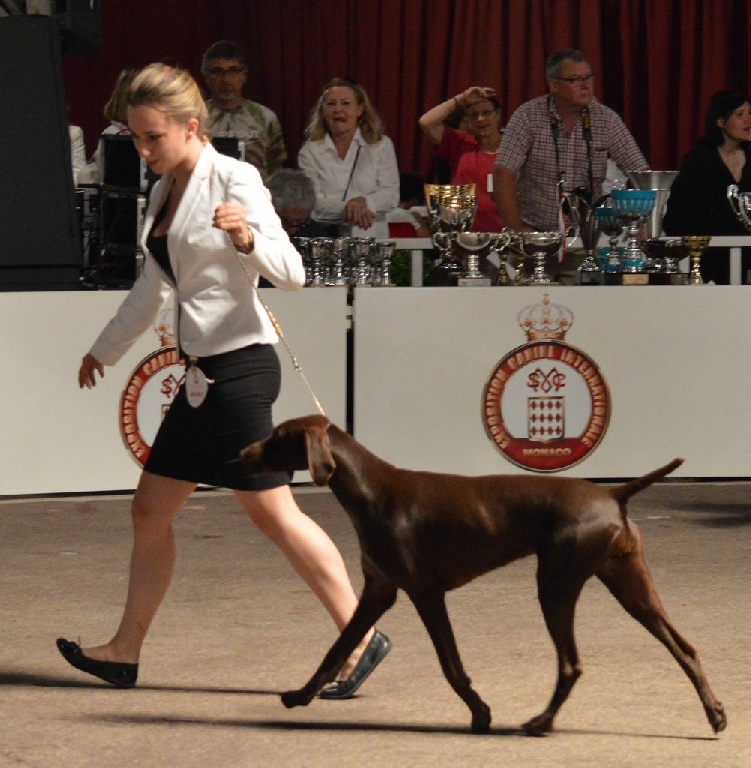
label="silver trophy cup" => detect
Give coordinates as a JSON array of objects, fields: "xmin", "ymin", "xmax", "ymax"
[
  {"xmin": 727, "ymin": 184, "xmax": 751, "ymax": 231},
  {"xmin": 626, "ymin": 170, "xmax": 679, "ymax": 239},
  {"xmin": 521, "ymin": 232, "xmax": 563, "ymax": 284},
  {"xmin": 454, "ymin": 231, "xmax": 511, "ymax": 286}
]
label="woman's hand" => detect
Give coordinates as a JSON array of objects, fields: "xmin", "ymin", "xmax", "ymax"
[
  {"xmin": 79, "ymin": 353, "xmax": 104, "ymax": 389},
  {"xmin": 213, "ymin": 202, "xmax": 254, "ymax": 252},
  {"xmin": 457, "ymin": 86, "xmax": 497, "ymax": 108},
  {"xmin": 343, "ymin": 196, "xmax": 375, "ymax": 230}
]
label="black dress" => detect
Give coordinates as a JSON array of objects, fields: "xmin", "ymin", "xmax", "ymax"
[{"xmin": 663, "ymin": 142, "xmax": 751, "ymax": 284}]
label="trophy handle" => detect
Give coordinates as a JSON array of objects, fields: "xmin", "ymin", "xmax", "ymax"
[
  {"xmin": 494, "ymin": 230, "xmax": 512, "ymax": 251},
  {"xmin": 727, "ymin": 184, "xmax": 739, "ymax": 218},
  {"xmin": 726, "ymin": 184, "xmax": 751, "ymax": 231}
]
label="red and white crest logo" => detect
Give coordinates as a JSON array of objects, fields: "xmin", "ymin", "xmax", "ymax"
[
  {"xmin": 119, "ymin": 307, "xmax": 185, "ymax": 467},
  {"xmin": 483, "ymin": 294, "xmax": 610, "ymax": 472}
]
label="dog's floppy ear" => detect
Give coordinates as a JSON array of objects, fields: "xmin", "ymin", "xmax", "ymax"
[{"xmin": 305, "ymin": 424, "xmax": 336, "ymax": 485}]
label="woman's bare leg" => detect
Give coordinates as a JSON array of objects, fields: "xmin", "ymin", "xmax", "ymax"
[
  {"xmin": 79, "ymin": 471, "xmax": 196, "ymax": 664},
  {"xmin": 236, "ymin": 484, "xmax": 374, "ymax": 665}
]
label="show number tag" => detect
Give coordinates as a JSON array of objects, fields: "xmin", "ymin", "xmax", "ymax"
[{"xmin": 185, "ymin": 359, "xmax": 213, "ymax": 408}]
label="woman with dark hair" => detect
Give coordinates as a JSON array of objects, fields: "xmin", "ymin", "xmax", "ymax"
[
  {"xmin": 419, "ymin": 86, "xmax": 505, "ymax": 232},
  {"xmin": 663, "ymin": 89, "xmax": 751, "ymax": 283},
  {"xmin": 298, "ymin": 77, "xmax": 400, "ymax": 238}
]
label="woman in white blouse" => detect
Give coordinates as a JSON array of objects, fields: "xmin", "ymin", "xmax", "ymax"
[{"xmin": 298, "ymin": 78, "xmax": 400, "ymax": 238}]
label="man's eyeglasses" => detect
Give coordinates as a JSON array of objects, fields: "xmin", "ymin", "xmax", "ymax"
[
  {"xmin": 554, "ymin": 74, "xmax": 595, "ymax": 85},
  {"xmin": 208, "ymin": 66, "xmax": 245, "ymax": 77}
]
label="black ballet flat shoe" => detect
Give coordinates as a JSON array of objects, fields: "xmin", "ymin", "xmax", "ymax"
[
  {"xmin": 56, "ymin": 638, "xmax": 138, "ymax": 689},
  {"xmin": 319, "ymin": 630, "xmax": 391, "ymax": 700}
]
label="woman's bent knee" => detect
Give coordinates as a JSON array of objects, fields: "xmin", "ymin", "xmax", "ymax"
[
  {"xmin": 131, "ymin": 472, "xmax": 195, "ymax": 527},
  {"xmin": 236, "ymin": 486, "xmax": 300, "ymax": 539}
]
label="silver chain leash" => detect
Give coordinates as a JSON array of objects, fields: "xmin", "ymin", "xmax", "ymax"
[{"xmin": 227, "ymin": 232, "xmax": 326, "ymax": 417}]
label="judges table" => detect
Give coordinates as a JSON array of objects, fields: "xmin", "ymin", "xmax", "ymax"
[
  {"xmin": 392, "ymin": 236, "xmax": 750, "ymax": 286},
  {"xmin": 353, "ymin": 284, "xmax": 751, "ymax": 479},
  {"xmin": 0, "ymin": 288, "xmax": 348, "ymax": 496}
]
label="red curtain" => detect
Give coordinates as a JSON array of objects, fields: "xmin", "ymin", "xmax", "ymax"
[{"xmin": 62, "ymin": 0, "xmax": 751, "ymax": 177}]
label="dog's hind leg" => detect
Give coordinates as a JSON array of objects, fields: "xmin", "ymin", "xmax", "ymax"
[
  {"xmin": 597, "ymin": 546, "xmax": 727, "ymax": 734},
  {"xmin": 281, "ymin": 574, "xmax": 397, "ymax": 708},
  {"xmin": 523, "ymin": 554, "xmax": 590, "ymax": 736},
  {"xmin": 410, "ymin": 589, "xmax": 492, "ymax": 734}
]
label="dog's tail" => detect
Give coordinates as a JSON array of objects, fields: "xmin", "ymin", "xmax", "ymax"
[
  {"xmin": 611, "ymin": 458, "xmax": 684, "ymax": 506},
  {"xmin": 608, "ymin": 458, "xmax": 683, "ymax": 555}
]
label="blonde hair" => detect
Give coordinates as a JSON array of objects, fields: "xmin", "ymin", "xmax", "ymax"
[
  {"xmin": 104, "ymin": 68, "xmax": 137, "ymax": 123},
  {"xmin": 304, "ymin": 77, "xmax": 384, "ymax": 144},
  {"xmin": 127, "ymin": 63, "xmax": 209, "ymax": 141}
]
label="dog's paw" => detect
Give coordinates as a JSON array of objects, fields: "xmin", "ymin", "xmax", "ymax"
[
  {"xmin": 522, "ymin": 712, "xmax": 554, "ymax": 737},
  {"xmin": 708, "ymin": 701, "xmax": 727, "ymax": 733},
  {"xmin": 470, "ymin": 703, "xmax": 492, "ymax": 734},
  {"xmin": 281, "ymin": 688, "xmax": 313, "ymax": 709}
]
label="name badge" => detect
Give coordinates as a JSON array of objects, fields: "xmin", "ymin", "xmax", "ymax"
[
  {"xmin": 185, "ymin": 358, "xmax": 214, "ymax": 408},
  {"xmin": 487, "ymin": 172, "xmax": 493, "ymax": 193}
]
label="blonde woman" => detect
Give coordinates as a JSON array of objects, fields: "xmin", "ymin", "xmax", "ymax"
[
  {"xmin": 57, "ymin": 63, "xmax": 390, "ymax": 699},
  {"xmin": 298, "ymin": 77, "xmax": 399, "ymax": 238}
]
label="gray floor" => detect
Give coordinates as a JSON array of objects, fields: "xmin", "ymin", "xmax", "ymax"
[{"xmin": 1, "ymin": 481, "xmax": 749, "ymax": 767}]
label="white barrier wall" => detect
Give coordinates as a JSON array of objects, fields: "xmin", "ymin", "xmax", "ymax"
[
  {"xmin": 5, "ymin": 283, "xmax": 751, "ymax": 494},
  {"xmin": 353, "ymin": 286, "xmax": 751, "ymax": 478},
  {"xmin": 1, "ymin": 288, "xmax": 347, "ymax": 495}
]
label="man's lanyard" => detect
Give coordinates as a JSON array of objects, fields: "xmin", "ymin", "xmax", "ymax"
[{"xmin": 548, "ymin": 95, "xmax": 594, "ymax": 201}]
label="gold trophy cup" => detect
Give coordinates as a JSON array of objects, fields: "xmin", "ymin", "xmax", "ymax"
[
  {"xmin": 424, "ymin": 184, "xmax": 478, "ymax": 285},
  {"xmin": 683, "ymin": 236, "xmax": 711, "ymax": 286}
]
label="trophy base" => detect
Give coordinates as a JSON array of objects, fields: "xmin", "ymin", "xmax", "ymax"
[
  {"xmin": 621, "ymin": 273, "xmax": 649, "ymax": 286},
  {"xmin": 648, "ymin": 273, "xmax": 689, "ymax": 286},
  {"xmin": 457, "ymin": 276, "xmax": 492, "ymax": 287},
  {"xmin": 577, "ymin": 271, "xmax": 603, "ymax": 286}
]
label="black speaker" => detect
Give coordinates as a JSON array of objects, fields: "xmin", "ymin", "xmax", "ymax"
[
  {"xmin": 55, "ymin": 0, "xmax": 101, "ymax": 55},
  {"xmin": 211, "ymin": 137, "xmax": 246, "ymax": 161},
  {"xmin": 99, "ymin": 134, "xmax": 159, "ymax": 191},
  {"xmin": 100, "ymin": 191, "xmax": 146, "ymax": 247},
  {"xmin": 0, "ymin": 15, "xmax": 82, "ymax": 289}
]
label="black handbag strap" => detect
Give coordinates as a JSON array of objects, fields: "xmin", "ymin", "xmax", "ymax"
[{"xmin": 342, "ymin": 143, "xmax": 362, "ymax": 201}]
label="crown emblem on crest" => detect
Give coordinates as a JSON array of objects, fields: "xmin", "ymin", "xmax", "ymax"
[{"xmin": 517, "ymin": 294, "xmax": 574, "ymax": 341}]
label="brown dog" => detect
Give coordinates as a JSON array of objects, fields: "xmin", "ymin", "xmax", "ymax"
[{"xmin": 241, "ymin": 414, "xmax": 726, "ymax": 736}]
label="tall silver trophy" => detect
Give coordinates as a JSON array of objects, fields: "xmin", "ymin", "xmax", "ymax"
[
  {"xmin": 424, "ymin": 184, "xmax": 479, "ymax": 285},
  {"xmin": 610, "ymin": 189, "xmax": 656, "ymax": 274},
  {"xmin": 563, "ymin": 189, "xmax": 602, "ymax": 285},
  {"xmin": 372, "ymin": 241, "xmax": 397, "ymax": 286},
  {"xmin": 594, "ymin": 204, "xmax": 624, "ymax": 276},
  {"xmin": 627, "ymin": 170, "xmax": 679, "ymax": 239}
]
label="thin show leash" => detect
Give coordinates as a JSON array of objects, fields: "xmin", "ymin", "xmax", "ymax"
[{"xmin": 226, "ymin": 231, "xmax": 327, "ymax": 417}]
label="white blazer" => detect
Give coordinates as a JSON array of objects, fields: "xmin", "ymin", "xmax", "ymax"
[{"xmin": 89, "ymin": 144, "xmax": 305, "ymax": 366}]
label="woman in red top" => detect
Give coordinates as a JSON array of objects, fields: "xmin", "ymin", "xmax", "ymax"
[{"xmin": 419, "ymin": 86, "xmax": 505, "ymax": 232}]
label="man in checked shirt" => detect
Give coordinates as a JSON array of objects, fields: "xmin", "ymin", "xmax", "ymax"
[{"xmin": 493, "ymin": 49, "xmax": 649, "ymax": 232}]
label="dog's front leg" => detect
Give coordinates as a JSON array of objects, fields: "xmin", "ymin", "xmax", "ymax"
[
  {"xmin": 411, "ymin": 589, "xmax": 491, "ymax": 734},
  {"xmin": 281, "ymin": 576, "xmax": 397, "ymax": 708}
]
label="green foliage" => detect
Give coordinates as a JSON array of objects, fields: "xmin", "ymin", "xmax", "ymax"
[{"xmin": 390, "ymin": 249, "xmax": 436, "ymax": 286}]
